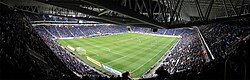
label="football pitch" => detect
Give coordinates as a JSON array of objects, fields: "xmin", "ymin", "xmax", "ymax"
[{"xmin": 57, "ymin": 33, "xmax": 179, "ymax": 78}]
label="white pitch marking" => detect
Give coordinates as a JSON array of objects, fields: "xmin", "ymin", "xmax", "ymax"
[{"xmin": 131, "ymin": 38, "xmax": 175, "ymax": 73}]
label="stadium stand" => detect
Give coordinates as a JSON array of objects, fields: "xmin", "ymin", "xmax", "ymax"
[
  {"xmin": 32, "ymin": 18, "xmax": 208, "ymax": 79},
  {"xmin": 30, "ymin": 18, "xmax": 250, "ymax": 80},
  {"xmin": 34, "ymin": 25, "xmax": 128, "ymax": 38},
  {"xmin": 199, "ymin": 21, "xmax": 250, "ymax": 59},
  {"xmin": 151, "ymin": 20, "xmax": 250, "ymax": 80},
  {"xmin": 0, "ymin": 11, "xmax": 80, "ymax": 80},
  {"xmin": 1, "ymin": 7, "xmax": 249, "ymax": 80}
]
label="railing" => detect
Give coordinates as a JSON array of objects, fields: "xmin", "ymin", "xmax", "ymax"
[{"xmin": 194, "ymin": 26, "xmax": 215, "ymax": 60}]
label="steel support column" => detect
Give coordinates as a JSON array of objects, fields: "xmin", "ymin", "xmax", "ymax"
[
  {"xmin": 80, "ymin": 0, "xmax": 165, "ymax": 28},
  {"xmin": 195, "ymin": 0, "xmax": 205, "ymax": 20},
  {"xmin": 169, "ymin": 0, "xmax": 181, "ymax": 24},
  {"xmin": 223, "ymin": 0, "xmax": 229, "ymax": 16},
  {"xmin": 228, "ymin": 0, "xmax": 239, "ymax": 16},
  {"xmin": 205, "ymin": 0, "xmax": 214, "ymax": 20}
]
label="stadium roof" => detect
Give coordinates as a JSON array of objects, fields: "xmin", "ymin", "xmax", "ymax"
[{"xmin": 1, "ymin": 0, "xmax": 250, "ymax": 29}]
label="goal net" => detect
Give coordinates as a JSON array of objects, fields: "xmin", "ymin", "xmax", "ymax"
[{"xmin": 76, "ymin": 47, "xmax": 86, "ymax": 55}]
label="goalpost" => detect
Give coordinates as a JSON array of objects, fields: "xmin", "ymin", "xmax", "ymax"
[
  {"xmin": 76, "ymin": 47, "xmax": 86, "ymax": 55},
  {"xmin": 66, "ymin": 45, "xmax": 86, "ymax": 55}
]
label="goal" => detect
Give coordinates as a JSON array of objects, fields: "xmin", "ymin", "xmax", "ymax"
[{"xmin": 76, "ymin": 47, "xmax": 86, "ymax": 55}]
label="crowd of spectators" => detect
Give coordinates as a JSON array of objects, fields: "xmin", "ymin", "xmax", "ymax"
[
  {"xmin": 39, "ymin": 33, "xmax": 119, "ymax": 80},
  {"xmin": 34, "ymin": 24, "xmax": 196, "ymax": 41},
  {"xmin": 26, "ymin": 13, "xmax": 77, "ymax": 21},
  {"xmin": 34, "ymin": 25, "xmax": 128, "ymax": 39},
  {"xmin": 161, "ymin": 32, "xmax": 205, "ymax": 73},
  {"xmin": 135, "ymin": 19, "xmax": 250, "ymax": 80},
  {"xmin": 132, "ymin": 26, "xmax": 195, "ymax": 36},
  {"xmin": 199, "ymin": 20, "xmax": 250, "ymax": 59},
  {"xmin": 33, "ymin": 22, "xmax": 137, "ymax": 80},
  {"xmin": 0, "ymin": 11, "xmax": 80, "ymax": 80},
  {"xmin": 131, "ymin": 27, "xmax": 208, "ymax": 79},
  {"xmin": 151, "ymin": 20, "xmax": 250, "ymax": 80},
  {"xmin": 1, "ymin": 7, "xmax": 249, "ymax": 80},
  {"xmin": 105, "ymin": 26, "xmax": 211, "ymax": 79},
  {"xmin": 0, "ymin": 10, "xmax": 130, "ymax": 80},
  {"xmin": 33, "ymin": 22, "xmax": 209, "ymax": 79}
]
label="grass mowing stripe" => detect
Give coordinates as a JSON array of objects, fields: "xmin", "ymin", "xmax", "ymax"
[
  {"xmin": 105, "ymin": 36, "xmax": 169, "ymax": 73},
  {"xmin": 99, "ymin": 36, "xmax": 156, "ymax": 64},
  {"xmin": 92, "ymin": 35, "xmax": 155, "ymax": 60},
  {"xmin": 90, "ymin": 34, "xmax": 148, "ymax": 47},
  {"xmin": 57, "ymin": 33, "xmax": 179, "ymax": 78},
  {"xmin": 125, "ymin": 38, "xmax": 170, "ymax": 67},
  {"xmin": 132, "ymin": 38, "xmax": 177, "ymax": 76},
  {"xmin": 105, "ymin": 35, "xmax": 166, "ymax": 65},
  {"xmin": 104, "ymin": 36, "xmax": 161, "ymax": 63},
  {"xmin": 111, "ymin": 37, "xmax": 172, "ymax": 73},
  {"xmin": 73, "ymin": 34, "xmax": 149, "ymax": 63},
  {"xmin": 131, "ymin": 38, "xmax": 175, "ymax": 73},
  {"xmin": 88, "ymin": 35, "xmax": 151, "ymax": 61},
  {"xmin": 80, "ymin": 33, "xmax": 138, "ymax": 45}
]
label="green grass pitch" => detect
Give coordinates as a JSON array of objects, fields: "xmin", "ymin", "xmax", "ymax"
[{"xmin": 57, "ymin": 33, "xmax": 179, "ymax": 78}]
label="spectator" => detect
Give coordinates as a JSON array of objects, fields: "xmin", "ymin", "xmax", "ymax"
[{"xmin": 122, "ymin": 71, "xmax": 132, "ymax": 80}]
